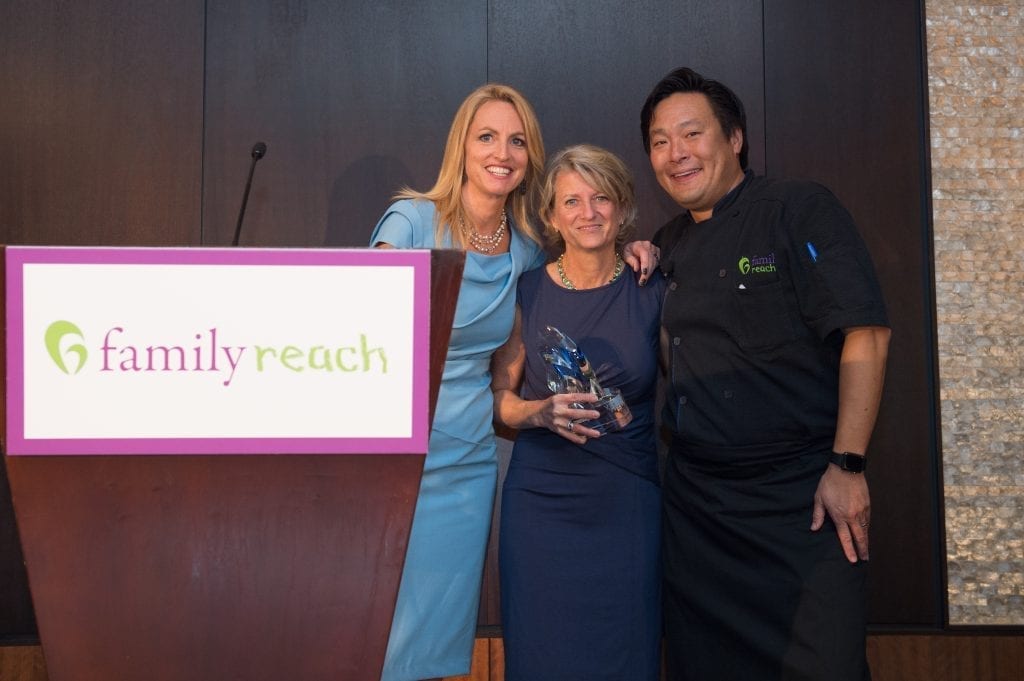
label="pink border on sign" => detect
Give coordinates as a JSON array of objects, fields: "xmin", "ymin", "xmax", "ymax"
[{"xmin": 4, "ymin": 246, "xmax": 432, "ymax": 456}]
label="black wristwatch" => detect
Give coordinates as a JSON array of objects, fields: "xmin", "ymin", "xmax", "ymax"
[{"xmin": 829, "ymin": 451, "xmax": 867, "ymax": 473}]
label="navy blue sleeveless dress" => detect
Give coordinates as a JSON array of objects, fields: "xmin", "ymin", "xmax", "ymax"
[{"xmin": 499, "ymin": 266, "xmax": 665, "ymax": 681}]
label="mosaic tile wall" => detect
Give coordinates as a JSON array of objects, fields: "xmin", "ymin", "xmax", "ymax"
[{"xmin": 925, "ymin": 0, "xmax": 1024, "ymax": 624}]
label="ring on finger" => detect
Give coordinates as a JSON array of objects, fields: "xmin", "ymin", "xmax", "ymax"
[
  {"xmin": 859, "ymin": 521, "xmax": 870, "ymax": 528},
  {"xmin": 566, "ymin": 420, "xmax": 575, "ymax": 433}
]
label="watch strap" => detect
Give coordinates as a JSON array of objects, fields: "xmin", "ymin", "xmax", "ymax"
[{"xmin": 829, "ymin": 451, "xmax": 867, "ymax": 473}]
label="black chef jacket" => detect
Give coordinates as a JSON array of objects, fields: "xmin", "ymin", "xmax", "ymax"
[{"xmin": 654, "ymin": 170, "xmax": 889, "ymax": 462}]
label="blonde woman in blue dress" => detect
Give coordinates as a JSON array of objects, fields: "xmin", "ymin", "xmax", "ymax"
[{"xmin": 371, "ymin": 84, "xmax": 657, "ymax": 681}]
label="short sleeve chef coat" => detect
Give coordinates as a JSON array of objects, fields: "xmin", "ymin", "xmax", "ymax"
[{"xmin": 654, "ymin": 171, "xmax": 889, "ymax": 461}]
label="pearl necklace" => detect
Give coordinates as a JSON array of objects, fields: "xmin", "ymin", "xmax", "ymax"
[
  {"xmin": 557, "ymin": 253, "xmax": 625, "ymax": 290},
  {"xmin": 460, "ymin": 209, "xmax": 507, "ymax": 253}
]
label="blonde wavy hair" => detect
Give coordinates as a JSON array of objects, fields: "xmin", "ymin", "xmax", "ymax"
[
  {"xmin": 396, "ymin": 83, "xmax": 546, "ymax": 249},
  {"xmin": 539, "ymin": 144, "xmax": 638, "ymax": 251}
]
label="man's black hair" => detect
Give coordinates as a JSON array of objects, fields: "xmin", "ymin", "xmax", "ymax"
[{"xmin": 640, "ymin": 67, "xmax": 749, "ymax": 169}]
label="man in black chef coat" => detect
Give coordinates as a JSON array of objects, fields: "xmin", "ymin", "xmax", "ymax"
[{"xmin": 643, "ymin": 66, "xmax": 890, "ymax": 681}]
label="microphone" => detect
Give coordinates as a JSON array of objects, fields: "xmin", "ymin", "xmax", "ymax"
[{"xmin": 232, "ymin": 142, "xmax": 268, "ymax": 246}]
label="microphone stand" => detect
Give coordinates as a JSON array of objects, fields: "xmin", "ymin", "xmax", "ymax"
[{"xmin": 232, "ymin": 142, "xmax": 267, "ymax": 246}]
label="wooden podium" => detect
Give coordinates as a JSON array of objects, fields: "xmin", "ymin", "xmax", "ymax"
[{"xmin": 2, "ymin": 247, "xmax": 464, "ymax": 681}]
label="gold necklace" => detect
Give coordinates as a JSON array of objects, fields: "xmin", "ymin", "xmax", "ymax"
[
  {"xmin": 460, "ymin": 209, "xmax": 507, "ymax": 253},
  {"xmin": 557, "ymin": 253, "xmax": 625, "ymax": 290}
]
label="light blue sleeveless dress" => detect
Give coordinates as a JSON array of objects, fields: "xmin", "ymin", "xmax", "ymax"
[{"xmin": 370, "ymin": 199, "xmax": 544, "ymax": 681}]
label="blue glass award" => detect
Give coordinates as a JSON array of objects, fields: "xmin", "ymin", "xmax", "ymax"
[{"xmin": 537, "ymin": 325, "xmax": 632, "ymax": 433}]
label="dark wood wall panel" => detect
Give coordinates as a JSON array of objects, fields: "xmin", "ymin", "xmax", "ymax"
[
  {"xmin": 764, "ymin": 1, "xmax": 941, "ymax": 626},
  {"xmin": 488, "ymin": 0, "xmax": 765, "ymax": 241},
  {"xmin": 202, "ymin": 0, "xmax": 487, "ymax": 248},
  {"xmin": 0, "ymin": 0, "xmax": 204, "ymax": 640},
  {"xmin": 0, "ymin": 0, "xmax": 204, "ymax": 246}
]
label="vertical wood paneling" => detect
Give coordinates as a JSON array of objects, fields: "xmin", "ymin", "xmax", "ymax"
[
  {"xmin": 202, "ymin": 0, "xmax": 487, "ymax": 248},
  {"xmin": 0, "ymin": 1, "xmax": 204, "ymax": 246},
  {"xmin": 488, "ymin": 0, "xmax": 765, "ymax": 241},
  {"xmin": 764, "ymin": 0, "xmax": 941, "ymax": 626}
]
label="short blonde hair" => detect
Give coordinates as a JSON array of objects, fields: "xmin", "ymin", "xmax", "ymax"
[
  {"xmin": 539, "ymin": 144, "xmax": 638, "ymax": 251},
  {"xmin": 396, "ymin": 84, "xmax": 546, "ymax": 248}
]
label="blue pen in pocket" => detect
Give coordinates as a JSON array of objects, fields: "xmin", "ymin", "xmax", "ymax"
[{"xmin": 805, "ymin": 241, "xmax": 818, "ymax": 263}]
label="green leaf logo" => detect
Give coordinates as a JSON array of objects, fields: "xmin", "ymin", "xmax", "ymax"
[
  {"xmin": 738, "ymin": 257, "xmax": 751, "ymax": 275},
  {"xmin": 45, "ymin": 321, "xmax": 88, "ymax": 375}
]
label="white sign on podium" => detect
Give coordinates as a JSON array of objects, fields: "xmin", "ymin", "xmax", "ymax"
[{"xmin": 5, "ymin": 246, "xmax": 431, "ymax": 455}]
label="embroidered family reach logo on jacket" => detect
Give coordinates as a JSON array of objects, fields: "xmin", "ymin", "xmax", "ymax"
[
  {"xmin": 738, "ymin": 252, "xmax": 777, "ymax": 275},
  {"xmin": 43, "ymin": 320, "xmax": 390, "ymax": 387}
]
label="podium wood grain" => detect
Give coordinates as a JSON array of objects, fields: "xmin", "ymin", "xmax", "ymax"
[
  {"xmin": 3, "ymin": 248, "xmax": 465, "ymax": 681},
  {"xmin": 7, "ymin": 453, "xmax": 423, "ymax": 681}
]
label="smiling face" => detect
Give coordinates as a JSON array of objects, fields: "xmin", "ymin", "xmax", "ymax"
[
  {"xmin": 461, "ymin": 99, "xmax": 528, "ymax": 203},
  {"xmin": 549, "ymin": 170, "xmax": 622, "ymax": 256},
  {"xmin": 648, "ymin": 92, "xmax": 745, "ymax": 222}
]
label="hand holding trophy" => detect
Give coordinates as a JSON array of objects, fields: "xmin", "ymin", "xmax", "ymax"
[{"xmin": 538, "ymin": 325, "xmax": 632, "ymax": 434}]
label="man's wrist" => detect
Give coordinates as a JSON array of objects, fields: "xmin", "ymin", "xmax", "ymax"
[{"xmin": 829, "ymin": 451, "xmax": 867, "ymax": 473}]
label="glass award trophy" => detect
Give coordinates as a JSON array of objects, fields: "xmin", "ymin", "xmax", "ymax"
[{"xmin": 537, "ymin": 325, "xmax": 632, "ymax": 433}]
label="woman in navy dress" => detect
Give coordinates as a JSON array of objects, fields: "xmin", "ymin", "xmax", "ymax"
[{"xmin": 492, "ymin": 144, "xmax": 665, "ymax": 681}]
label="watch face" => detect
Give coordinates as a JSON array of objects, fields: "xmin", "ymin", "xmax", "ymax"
[{"xmin": 843, "ymin": 455, "xmax": 866, "ymax": 472}]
